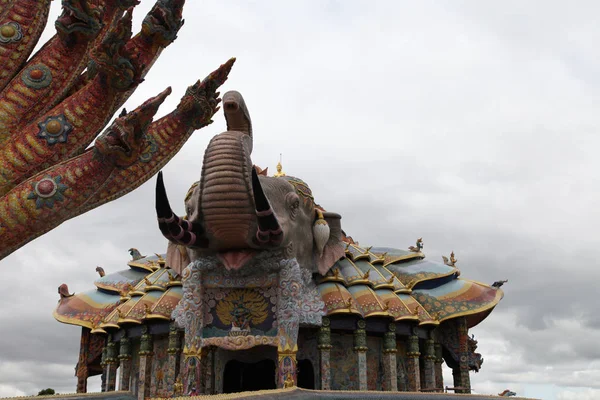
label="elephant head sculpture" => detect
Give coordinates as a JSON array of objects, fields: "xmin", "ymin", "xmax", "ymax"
[{"xmin": 156, "ymin": 91, "xmax": 345, "ymax": 275}]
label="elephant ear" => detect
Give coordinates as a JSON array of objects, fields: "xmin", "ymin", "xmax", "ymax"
[
  {"xmin": 315, "ymin": 212, "xmax": 345, "ymax": 275},
  {"xmin": 166, "ymin": 241, "xmax": 191, "ymax": 275}
]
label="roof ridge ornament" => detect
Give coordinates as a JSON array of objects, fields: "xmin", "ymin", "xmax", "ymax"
[
  {"xmin": 442, "ymin": 251, "xmax": 457, "ymax": 267},
  {"xmin": 408, "ymin": 238, "xmax": 423, "ymax": 253}
]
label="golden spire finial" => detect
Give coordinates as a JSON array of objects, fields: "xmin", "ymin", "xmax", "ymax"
[{"xmin": 274, "ymin": 153, "xmax": 286, "ymax": 177}]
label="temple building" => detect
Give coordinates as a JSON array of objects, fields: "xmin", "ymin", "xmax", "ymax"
[
  {"xmin": 55, "ymin": 240, "xmax": 503, "ymax": 398},
  {"xmin": 53, "ymin": 89, "xmax": 503, "ymax": 400}
]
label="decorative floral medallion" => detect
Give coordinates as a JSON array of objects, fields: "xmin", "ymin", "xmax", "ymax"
[
  {"xmin": 27, "ymin": 176, "xmax": 68, "ymax": 209},
  {"xmin": 22, "ymin": 64, "xmax": 53, "ymax": 89},
  {"xmin": 37, "ymin": 114, "xmax": 73, "ymax": 145},
  {"xmin": 0, "ymin": 22, "xmax": 23, "ymax": 44},
  {"xmin": 139, "ymin": 133, "xmax": 158, "ymax": 163}
]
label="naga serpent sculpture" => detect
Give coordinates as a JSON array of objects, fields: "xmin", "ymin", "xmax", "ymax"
[{"xmin": 0, "ymin": 0, "xmax": 235, "ymax": 260}]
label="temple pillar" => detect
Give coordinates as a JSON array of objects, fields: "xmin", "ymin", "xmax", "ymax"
[
  {"xmin": 453, "ymin": 317, "xmax": 471, "ymax": 394},
  {"xmin": 118, "ymin": 337, "xmax": 132, "ymax": 391},
  {"xmin": 137, "ymin": 326, "xmax": 154, "ymax": 400},
  {"xmin": 317, "ymin": 317, "xmax": 332, "ymax": 390},
  {"xmin": 202, "ymin": 347, "xmax": 215, "ymax": 394},
  {"xmin": 422, "ymin": 337, "xmax": 436, "ymax": 391},
  {"xmin": 75, "ymin": 328, "xmax": 90, "ymax": 393},
  {"xmin": 354, "ymin": 319, "xmax": 368, "ymax": 391},
  {"xmin": 100, "ymin": 343, "xmax": 107, "ymax": 392},
  {"xmin": 406, "ymin": 332, "xmax": 421, "ymax": 392},
  {"xmin": 105, "ymin": 337, "xmax": 119, "ymax": 392},
  {"xmin": 434, "ymin": 343, "xmax": 444, "ymax": 392},
  {"xmin": 382, "ymin": 323, "xmax": 398, "ymax": 391},
  {"xmin": 166, "ymin": 324, "xmax": 182, "ymax": 395}
]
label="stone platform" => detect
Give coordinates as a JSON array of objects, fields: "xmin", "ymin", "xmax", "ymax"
[
  {"xmin": 2, "ymin": 388, "xmax": 536, "ymax": 400},
  {"xmin": 157, "ymin": 388, "xmax": 535, "ymax": 400}
]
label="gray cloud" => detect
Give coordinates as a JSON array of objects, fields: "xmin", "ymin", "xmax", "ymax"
[{"xmin": 0, "ymin": 1, "xmax": 598, "ymax": 399}]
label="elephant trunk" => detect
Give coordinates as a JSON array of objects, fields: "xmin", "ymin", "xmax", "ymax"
[
  {"xmin": 200, "ymin": 130, "xmax": 283, "ymax": 251},
  {"xmin": 223, "ymin": 90, "xmax": 252, "ymax": 151},
  {"xmin": 200, "ymin": 131, "xmax": 256, "ymax": 249}
]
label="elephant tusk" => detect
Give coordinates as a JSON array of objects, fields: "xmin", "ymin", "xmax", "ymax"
[
  {"xmin": 251, "ymin": 167, "xmax": 283, "ymax": 246},
  {"xmin": 155, "ymin": 171, "xmax": 207, "ymax": 247}
]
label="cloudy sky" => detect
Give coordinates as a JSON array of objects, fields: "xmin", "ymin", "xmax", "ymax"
[{"xmin": 1, "ymin": 1, "xmax": 599, "ymax": 399}]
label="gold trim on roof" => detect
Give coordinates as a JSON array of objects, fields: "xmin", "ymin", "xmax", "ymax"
[
  {"xmin": 381, "ymin": 253, "xmax": 424, "ymax": 268},
  {"xmin": 364, "ymin": 286, "xmax": 392, "ymax": 318},
  {"xmin": 435, "ymin": 287, "xmax": 504, "ymax": 324},
  {"xmin": 53, "ymin": 310, "xmax": 96, "ymax": 330},
  {"xmin": 144, "ymin": 313, "xmax": 171, "ymax": 321},
  {"xmin": 117, "ymin": 318, "xmax": 142, "ymax": 325}
]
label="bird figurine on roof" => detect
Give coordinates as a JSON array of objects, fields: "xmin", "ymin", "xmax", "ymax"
[
  {"xmin": 95, "ymin": 266, "xmax": 105, "ymax": 277},
  {"xmin": 492, "ymin": 279, "xmax": 508, "ymax": 288},
  {"xmin": 58, "ymin": 284, "xmax": 73, "ymax": 299},
  {"xmin": 408, "ymin": 238, "xmax": 423, "ymax": 253},
  {"xmin": 128, "ymin": 248, "xmax": 145, "ymax": 260},
  {"xmin": 498, "ymin": 389, "xmax": 517, "ymax": 397},
  {"xmin": 442, "ymin": 251, "xmax": 457, "ymax": 267}
]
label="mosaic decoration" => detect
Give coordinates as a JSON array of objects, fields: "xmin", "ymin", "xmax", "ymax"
[
  {"xmin": 277, "ymin": 258, "xmax": 304, "ymax": 353},
  {"xmin": 0, "ymin": 0, "xmax": 235, "ymax": 261},
  {"xmin": 150, "ymin": 336, "xmax": 170, "ymax": 398},
  {"xmin": 366, "ymin": 337, "xmax": 382, "ymax": 391},
  {"xmin": 330, "ymin": 334, "xmax": 358, "ymax": 390},
  {"xmin": 204, "ymin": 288, "xmax": 276, "ymax": 338}
]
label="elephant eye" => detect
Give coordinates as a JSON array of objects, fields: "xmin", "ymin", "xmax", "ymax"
[{"xmin": 286, "ymin": 192, "xmax": 300, "ymax": 220}]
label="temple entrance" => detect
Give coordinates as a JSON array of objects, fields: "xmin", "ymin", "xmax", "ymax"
[
  {"xmin": 223, "ymin": 359, "xmax": 276, "ymax": 393},
  {"xmin": 297, "ymin": 359, "xmax": 315, "ymax": 389}
]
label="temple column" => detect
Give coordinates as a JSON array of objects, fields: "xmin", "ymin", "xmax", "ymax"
[
  {"xmin": 166, "ymin": 324, "xmax": 182, "ymax": 395},
  {"xmin": 202, "ymin": 347, "xmax": 215, "ymax": 394},
  {"xmin": 100, "ymin": 344, "xmax": 107, "ymax": 392},
  {"xmin": 317, "ymin": 317, "xmax": 332, "ymax": 390},
  {"xmin": 434, "ymin": 343, "xmax": 444, "ymax": 392},
  {"xmin": 453, "ymin": 317, "xmax": 471, "ymax": 394},
  {"xmin": 118, "ymin": 337, "xmax": 132, "ymax": 391},
  {"xmin": 382, "ymin": 323, "xmax": 398, "ymax": 391},
  {"xmin": 354, "ymin": 319, "xmax": 368, "ymax": 391},
  {"xmin": 76, "ymin": 328, "xmax": 90, "ymax": 393},
  {"xmin": 422, "ymin": 337, "xmax": 436, "ymax": 391},
  {"xmin": 137, "ymin": 326, "xmax": 154, "ymax": 400},
  {"xmin": 105, "ymin": 337, "xmax": 119, "ymax": 392},
  {"xmin": 406, "ymin": 332, "xmax": 421, "ymax": 392}
]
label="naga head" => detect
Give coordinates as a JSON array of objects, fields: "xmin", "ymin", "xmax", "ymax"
[
  {"xmin": 56, "ymin": 0, "xmax": 104, "ymax": 41},
  {"xmin": 157, "ymin": 90, "xmax": 345, "ymax": 275},
  {"xmin": 141, "ymin": 0, "xmax": 186, "ymax": 46},
  {"xmin": 95, "ymin": 87, "xmax": 171, "ymax": 167},
  {"xmin": 87, "ymin": 8, "xmax": 140, "ymax": 91}
]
